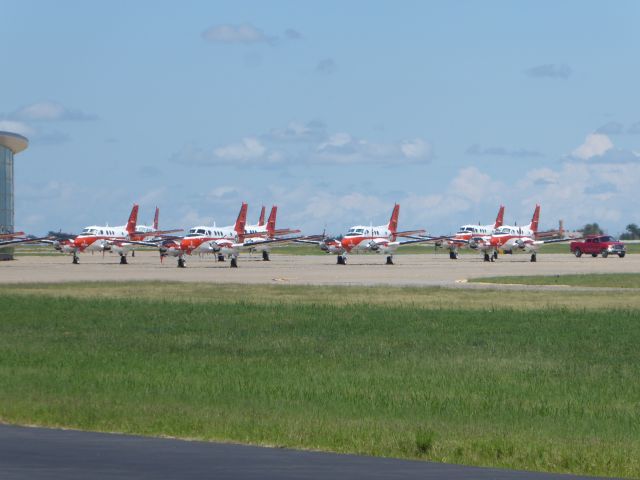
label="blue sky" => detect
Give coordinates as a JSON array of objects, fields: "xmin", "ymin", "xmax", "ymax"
[{"xmin": 2, "ymin": 1, "xmax": 639, "ymax": 235}]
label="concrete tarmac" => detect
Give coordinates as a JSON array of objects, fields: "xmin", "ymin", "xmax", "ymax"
[
  {"xmin": 0, "ymin": 251, "xmax": 637, "ymax": 286},
  {"xmin": 0, "ymin": 424, "xmax": 602, "ymax": 480}
]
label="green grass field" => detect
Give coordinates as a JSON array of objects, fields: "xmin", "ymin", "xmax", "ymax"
[
  {"xmin": 1, "ymin": 282, "xmax": 639, "ymax": 478},
  {"xmin": 471, "ymin": 273, "xmax": 640, "ymax": 288}
]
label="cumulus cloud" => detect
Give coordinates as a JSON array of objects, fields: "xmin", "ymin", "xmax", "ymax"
[
  {"xmin": 202, "ymin": 24, "xmax": 274, "ymax": 44},
  {"xmin": 571, "ymin": 133, "xmax": 613, "ymax": 160},
  {"xmin": 214, "ymin": 137, "xmax": 267, "ymax": 161},
  {"xmin": 0, "ymin": 120, "xmax": 34, "ymax": 137},
  {"xmin": 0, "ymin": 119, "xmax": 69, "ymax": 145},
  {"xmin": 316, "ymin": 58, "xmax": 337, "ymax": 75},
  {"xmin": 524, "ymin": 63, "xmax": 572, "ymax": 79},
  {"xmin": 401, "ymin": 139, "xmax": 432, "ymax": 159},
  {"xmin": 172, "ymin": 121, "xmax": 434, "ymax": 167},
  {"xmin": 11, "ymin": 101, "xmax": 97, "ymax": 122},
  {"xmin": 466, "ymin": 144, "xmax": 543, "ymax": 158},
  {"xmin": 315, "ymin": 133, "xmax": 433, "ymax": 165}
]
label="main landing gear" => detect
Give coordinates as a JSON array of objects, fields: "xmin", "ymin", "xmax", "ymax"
[
  {"xmin": 217, "ymin": 254, "xmax": 225, "ymax": 262},
  {"xmin": 230, "ymin": 256, "xmax": 238, "ymax": 268},
  {"xmin": 177, "ymin": 258, "xmax": 186, "ymax": 268},
  {"xmin": 337, "ymin": 255, "xmax": 346, "ymax": 265},
  {"xmin": 386, "ymin": 255, "xmax": 394, "ymax": 265},
  {"xmin": 449, "ymin": 251, "xmax": 459, "ymax": 260},
  {"xmin": 530, "ymin": 253, "xmax": 537, "ymax": 263},
  {"xmin": 119, "ymin": 255, "xmax": 128, "ymax": 265},
  {"xmin": 484, "ymin": 251, "xmax": 498, "ymax": 262},
  {"xmin": 262, "ymin": 251, "xmax": 270, "ymax": 261},
  {"xmin": 72, "ymin": 254, "xmax": 79, "ymax": 264}
]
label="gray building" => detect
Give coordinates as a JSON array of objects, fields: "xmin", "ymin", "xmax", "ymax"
[{"xmin": 0, "ymin": 131, "xmax": 29, "ymax": 260}]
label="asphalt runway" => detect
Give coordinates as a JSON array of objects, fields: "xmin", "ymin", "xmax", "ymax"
[
  {"xmin": 0, "ymin": 424, "xmax": 603, "ymax": 480},
  {"xmin": 1, "ymin": 251, "xmax": 638, "ymax": 286}
]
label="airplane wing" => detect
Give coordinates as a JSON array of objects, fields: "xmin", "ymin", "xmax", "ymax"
[
  {"xmin": 236, "ymin": 236, "xmax": 302, "ymax": 250},
  {"xmin": 134, "ymin": 229, "xmax": 183, "ymax": 236},
  {"xmin": 293, "ymin": 238, "xmax": 324, "ymax": 245},
  {"xmin": 398, "ymin": 235, "xmax": 455, "ymax": 246},
  {"xmin": 395, "ymin": 229, "xmax": 427, "ymax": 237},
  {"xmin": 0, "ymin": 231, "xmax": 26, "ymax": 240},
  {"xmin": 533, "ymin": 237, "xmax": 582, "ymax": 246},
  {"xmin": 0, "ymin": 236, "xmax": 53, "ymax": 248}
]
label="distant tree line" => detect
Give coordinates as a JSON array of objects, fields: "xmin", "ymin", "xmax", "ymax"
[{"xmin": 579, "ymin": 223, "xmax": 640, "ymax": 239}]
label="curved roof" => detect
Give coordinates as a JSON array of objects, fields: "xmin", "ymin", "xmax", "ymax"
[{"xmin": 0, "ymin": 131, "xmax": 29, "ymax": 154}]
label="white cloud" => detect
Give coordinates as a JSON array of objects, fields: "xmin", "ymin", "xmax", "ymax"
[
  {"xmin": 571, "ymin": 133, "xmax": 613, "ymax": 160},
  {"xmin": 202, "ymin": 24, "xmax": 273, "ymax": 44},
  {"xmin": 401, "ymin": 139, "xmax": 432, "ymax": 159},
  {"xmin": 11, "ymin": 101, "xmax": 96, "ymax": 121},
  {"xmin": 173, "ymin": 121, "xmax": 434, "ymax": 167},
  {"xmin": 213, "ymin": 137, "xmax": 267, "ymax": 162},
  {"xmin": 0, "ymin": 120, "xmax": 34, "ymax": 137}
]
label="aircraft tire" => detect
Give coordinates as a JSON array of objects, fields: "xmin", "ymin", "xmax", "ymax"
[
  {"xmin": 530, "ymin": 253, "xmax": 537, "ymax": 262},
  {"xmin": 120, "ymin": 255, "xmax": 128, "ymax": 265},
  {"xmin": 262, "ymin": 251, "xmax": 270, "ymax": 261},
  {"xmin": 230, "ymin": 257, "xmax": 238, "ymax": 268},
  {"xmin": 386, "ymin": 255, "xmax": 394, "ymax": 265}
]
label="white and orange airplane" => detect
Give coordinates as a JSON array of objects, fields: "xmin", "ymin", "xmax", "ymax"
[
  {"xmin": 299, "ymin": 204, "xmax": 440, "ymax": 265},
  {"xmin": 50, "ymin": 204, "xmax": 179, "ymax": 264},
  {"xmin": 158, "ymin": 202, "xmax": 249, "ymax": 267},
  {"xmin": 159, "ymin": 203, "xmax": 300, "ymax": 267},
  {"xmin": 468, "ymin": 205, "xmax": 572, "ymax": 262},
  {"xmin": 222, "ymin": 205, "xmax": 301, "ymax": 262},
  {"xmin": 240, "ymin": 205, "xmax": 301, "ymax": 260},
  {"xmin": 441, "ymin": 205, "xmax": 505, "ymax": 260}
]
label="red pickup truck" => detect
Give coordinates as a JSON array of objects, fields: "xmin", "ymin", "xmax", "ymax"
[{"xmin": 570, "ymin": 235, "xmax": 626, "ymax": 258}]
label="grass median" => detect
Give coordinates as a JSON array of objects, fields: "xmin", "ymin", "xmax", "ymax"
[
  {"xmin": 471, "ymin": 273, "xmax": 640, "ymax": 288},
  {"xmin": 1, "ymin": 283, "xmax": 638, "ymax": 477}
]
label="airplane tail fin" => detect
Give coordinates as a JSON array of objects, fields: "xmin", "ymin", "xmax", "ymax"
[
  {"xmin": 266, "ymin": 206, "xmax": 277, "ymax": 236},
  {"xmin": 153, "ymin": 207, "xmax": 159, "ymax": 230},
  {"xmin": 529, "ymin": 204, "xmax": 540, "ymax": 233},
  {"xmin": 494, "ymin": 205, "xmax": 505, "ymax": 229},
  {"xmin": 388, "ymin": 204, "xmax": 400, "ymax": 235},
  {"xmin": 234, "ymin": 202, "xmax": 248, "ymax": 240},
  {"xmin": 126, "ymin": 204, "xmax": 139, "ymax": 236},
  {"xmin": 258, "ymin": 206, "xmax": 266, "ymax": 227}
]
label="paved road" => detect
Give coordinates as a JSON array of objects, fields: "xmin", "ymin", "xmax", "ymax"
[{"xmin": 0, "ymin": 424, "xmax": 604, "ymax": 480}]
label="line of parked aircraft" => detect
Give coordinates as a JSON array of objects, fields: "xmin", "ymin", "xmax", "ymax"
[{"xmin": 1, "ymin": 202, "xmax": 574, "ymax": 267}]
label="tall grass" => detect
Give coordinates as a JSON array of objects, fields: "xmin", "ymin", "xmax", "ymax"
[{"xmin": 0, "ymin": 293, "xmax": 638, "ymax": 477}]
